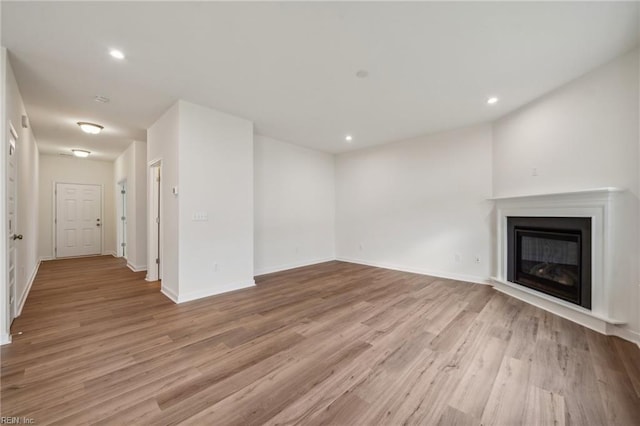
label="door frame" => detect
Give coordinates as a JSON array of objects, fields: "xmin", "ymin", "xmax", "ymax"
[
  {"xmin": 2, "ymin": 123, "xmax": 19, "ymax": 343},
  {"xmin": 147, "ymin": 158, "xmax": 163, "ymax": 282},
  {"xmin": 52, "ymin": 182, "xmax": 105, "ymax": 259},
  {"xmin": 116, "ymin": 179, "xmax": 127, "ymax": 258}
]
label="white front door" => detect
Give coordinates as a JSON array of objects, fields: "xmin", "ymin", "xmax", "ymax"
[
  {"xmin": 7, "ymin": 125, "xmax": 18, "ymax": 323},
  {"xmin": 55, "ymin": 183, "xmax": 102, "ymax": 258}
]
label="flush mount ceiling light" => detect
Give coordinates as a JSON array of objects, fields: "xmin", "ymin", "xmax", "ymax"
[
  {"xmin": 72, "ymin": 149, "xmax": 91, "ymax": 158},
  {"xmin": 487, "ymin": 96, "xmax": 499, "ymax": 105},
  {"xmin": 345, "ymin": 135, "xmax": 353, "ymax": 142},
  {"xmin": 77, "ymin": 122, "xmax": 104, "ymax": 134},
  {"xmin": 109, "ymin": 49, "xmax": 125, "ymax": 60},
  {"xmin": 94, "ymin": 95, "xmax": 110, "ymax": 103}
]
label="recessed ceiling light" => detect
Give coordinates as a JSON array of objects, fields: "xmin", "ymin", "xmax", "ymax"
[
  {"xmin": 72, "ymin": 149, "xmax": 91, "ymax": 158},
  {"xmin": 77, "ymin": 122, "xmax": 104, "ymax": 134},
  {"xmin": 94, "ymin": 95, "xmax": 110, "ymax": 103},
  {"xmin": 487, "ymin": 97, "xmax": 499, "ymax": 105},
  {"xmin": 345, "ymin": 135, "xmax": 353, "ymax": 142},
  {"xmin": 109, "ymin": 49, "xmax": 125, "ymax": 60},
  {"xmin": 356, "ymin": 70, "xmax": 369, "ymax": 79}
]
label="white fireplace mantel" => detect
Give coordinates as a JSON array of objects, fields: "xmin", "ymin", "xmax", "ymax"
[{"xmin": 489, "ymin": 187, "xmax": 631, "ymax": 335}]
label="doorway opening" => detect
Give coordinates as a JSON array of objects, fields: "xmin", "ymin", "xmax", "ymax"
[{"xmin": 147, "ymin": 161, "xmax": 162, "ymax": 281}]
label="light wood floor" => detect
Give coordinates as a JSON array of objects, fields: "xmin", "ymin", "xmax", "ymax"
[{"xmin": 1, "ymin": 256, "xmax": 639, "ymax": 425}]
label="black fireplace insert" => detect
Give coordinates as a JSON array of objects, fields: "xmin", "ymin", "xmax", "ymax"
[{"xmin": 507, "ymin": 217, "xmax": 591, "ymax": 309}]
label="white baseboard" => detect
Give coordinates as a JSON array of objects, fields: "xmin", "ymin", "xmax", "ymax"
[
  {"xmin": 39, "ymin": 256, "xmax": 54, "ymax": 262},
  {"xmin": 254, "ymin": 257, "xmax": 335, "ymax": 276},
  {"xmin": 609, "ymin": 325, "xmax": 640, "ymax": 347},
  {"xmin": 177, "ymin": 279, "xmax": 256, "ymax": 304},
  {"xmin": 0, "ymin": 333, "xmax": 11, "ymax": 346},
  {"xmin": 336, "ymin": 257, "xmax": 490, "ymax": 285},
  {"xmin": 160, "ymin": 286, "xmax": 178, "ymax": 303},
  {"xmin": 16, "ymin": 260, "xmax": 40, "ymax": 317},
  {"xmin": 127, "ymin": 262, "xmax": 147, "ymax": 272}
]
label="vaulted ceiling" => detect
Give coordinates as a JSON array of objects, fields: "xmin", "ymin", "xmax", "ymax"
[{"xmin": 2, "ymin": 1, "xmax": 638, "ymax": 160}]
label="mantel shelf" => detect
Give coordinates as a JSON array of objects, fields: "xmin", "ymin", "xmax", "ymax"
[{"xmin": 488, "ymin": 187, "xmax": 625, "ymax": 202}]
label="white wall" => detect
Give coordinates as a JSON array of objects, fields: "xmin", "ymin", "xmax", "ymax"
[
  {"xmin": 147, "ymin": 100, "xmax": 254, "ymax": 302},
  {"xmin": 114, "ymin": 140, "xmax": 147, "ymax": 270},
  {"xmin": 493, "ymin": 49, "xmax": 639, "ymax": 198},
  {"xmin": 134, "ymin": 141, "xmax": 147, "ymax": 270},
  {"xmin": 178, "ymin": 101, "xmax": 254, "ymax": 300},
  {"xmin": 38, "ymin": 155, "xmax": 116, "ymax": 259},
  {"xmin": 147, "ymin": 103, "xmax": 180, "ymax": 299},
  {"xmin": 493, "ymin": 48, "xmax": 639, "ymax": 338},
  {"xmin": 254, "ymin": 135, "xmax": 335, "ymax": 275},
  {"xmin": 0, "ymin": 47, "xmax": 7, "ymax": 344},
  {"xmin": 336, "ymin": 124, "xmax": 494, "ymax": 283}
]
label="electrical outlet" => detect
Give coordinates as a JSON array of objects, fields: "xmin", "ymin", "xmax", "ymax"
[
  {"xmin": 192, "ymin": 212, "xmax": 208, "ymax": 221},
  {"xmin": 532, "ymin": 168, "xmax": 538, "ymax": 176},
  {"xmin": 475, "ymin": 255, "xmax": 481, "ymax": 264}
]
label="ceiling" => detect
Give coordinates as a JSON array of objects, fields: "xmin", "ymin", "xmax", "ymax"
[{"xmin": 2, "ymin": 2, "xmax": 638, "ymax": 160}]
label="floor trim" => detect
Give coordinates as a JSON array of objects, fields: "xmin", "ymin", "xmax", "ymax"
[
  {"xmin": 160, "ymin": 286, "xmax": 179, "ymax": 303},
  {"xmin": 127, "ymin": 262, "xmax": 147, "ymax": 273},
  {"xmin": 177, "ymin": 279, "xmax": 256, "ymax": 303},
  {"xmin": 0, "ymin": 333, "xmax": 11, "ymax": 346},
  {"xmin": 610, "ymin": 325, "xmax": 640, "ymax": 347},
  {"xmin": 16, "ymin": 260, "xmax": 40, "ymax": 317},
  {"xmin": 337, "ymin": 256, "xmax": 490, "ymax": 285},
  {"xmin": 254, "ymin": 257, "xmax": 335, "ymax": 276}
]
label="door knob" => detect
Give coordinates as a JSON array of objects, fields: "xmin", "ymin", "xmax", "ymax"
[
  {"xmin": 12, "ymin": 234, "xmax": 23, "ymax": 240},
  {"xmin": 96, "ymin": 223, "xmax": 101, "ymax": 227}
]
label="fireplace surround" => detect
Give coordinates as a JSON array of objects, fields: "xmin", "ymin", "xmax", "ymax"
[{"xmin": 490, "ymin": 188, "xmax": 633, "ymax": 340}]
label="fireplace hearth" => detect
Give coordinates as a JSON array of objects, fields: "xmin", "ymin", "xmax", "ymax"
[{"xmin": 507, "ymin": 216, "xmax": 591, "ymax": 309}]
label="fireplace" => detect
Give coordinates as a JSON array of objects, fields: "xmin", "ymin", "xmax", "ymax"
[{"xmin": 507, "ymin": 217, "xmax": 591, "ymax": 309}]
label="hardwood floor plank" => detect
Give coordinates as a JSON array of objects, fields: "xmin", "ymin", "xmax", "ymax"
[
  {"xmin": 448, "ymin": 336, "xmax": 509, "ymax": 419},
  {"xmin": 180, "ymin": 340, "xmax": 372, "ymax": 425},
  {"xmin": 614, "ymin": 337, "xmax": 640, "ymax": 398},
  {"xmin": 523, "ymin": 385, "xmax": 566, "ymax": 426},
  {"xmin": 480, "ymin": 356, "xmax": 530, "ymax": 425},
  {"xmin": 437, "ymin": 405, "xmax": 477, "ymax": 426}
]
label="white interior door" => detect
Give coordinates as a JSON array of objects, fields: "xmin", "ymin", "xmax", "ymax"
[
  {"xmin": 7, "ymin": 125, "xmax": 18, "ymax": 323},
  {"xmin": 56, "ymin": 183, "xmax": 102, "ymax": 258},
  {"xmin": 147, "ymin": 163, "xmax": 161, "ymax": 281}
]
